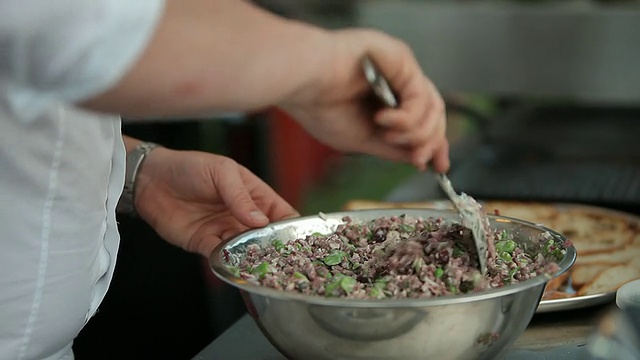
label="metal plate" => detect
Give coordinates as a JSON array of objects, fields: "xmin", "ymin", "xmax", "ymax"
[
  {"xmin": 537, "ymin": 292, "xmax": 617, "ymax": 313},
  {"xmin": 535, "ymin": 203, "xmax": 640, "ymax": 313}
]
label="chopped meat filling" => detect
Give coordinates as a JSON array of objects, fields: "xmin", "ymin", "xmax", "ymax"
[{"xmin": 228, "ymin": 215, "xmax": 564, "ymax": 299}]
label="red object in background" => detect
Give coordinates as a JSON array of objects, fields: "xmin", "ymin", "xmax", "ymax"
[{"xmin": 266, "ymin": 107, "xmax": 341, "ymax": 208}]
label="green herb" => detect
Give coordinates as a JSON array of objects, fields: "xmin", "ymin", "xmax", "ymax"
[
  {"xmin": 251, "ymin": 261, "xmax": 270, "ymax": 279},
  {"xmin": 452, "ymin": 245, "xmax": 465, "ymax": 258},
  {"xmin": 271, "ymin": 239, "xmax": 285, "ymax": 252},
  {"xmin": 399, "ymin": 224, "xmax": 415, "ymax": 232},
  {"xmin": 508, "ymin": 267, "xmax": 519, "ymax": 279},
  {"xmin": 449, "ymin": 285, "xmax": 457, "ymax": 294},
  {"xmin": 496, "ymin": 240, "xmax": 517, "ymax": 254},
  {"xmin": 434, "ymin": 267, "xmax": 444, "ymax": 279},
  {"xmin": 499, "ymin": 252, "xmax": 513, "ymax": 262},
  {"xmin": 544, "ymin": 239, "xmax": 554, "ymax": 250},
  {"xmin": 413, "ymin": 257, "xmax": 425, "ymax": 272},
  {"xmin": 227, "ymin": 266, "xmax": 241, "ymax": 277},
  {"xmin": 312, "ymin": 260, "xmax": 325, "ymax": 267},
  {"xmin": 351, "ymin": 262, "xmax": 361, "ymax": 270},
  {"xmin": 323, "ymin": 250, "xmax": 347, "ymax": 266},
  {"xmin": 340, "ymin": 276, "xmax": 357, "ymax": 293},
  {"xmin": 370, "ymin": 287, "xmax": 385, "ymax": 299},
  {"xmin": 293, "ymin": 271, "xmax": 308, "ymax": 281},
  {"xmin": 370, "ymin": 280, "xmax": 388, "ymax": 297},
  {"xmin": 295, "ymin": 243, "xmax": 303, "ymax": 250},
  {"xmin": 311, "ymin": 232, "xmax": 324, "ymax": 237},
  {"xmin": 324, "ymin": 276, "xmax": 342, "ymax": 296},
  {"xmin": 373, "ymin": 280, "xmax": 388, "ymax": 290},
  {"xmin": 498, "ymin": 230, "xmax": 511, "ymax": 241},
  {"xmin": 324, "ymin": 274, "xmax": 356, "ymax": 296},
  {"xmin": 366, "ymin": 230, "xmax": 375, "ymax": 241},
  {"xmin": 400, "ymin": 213, "xmax": 406, "ymax": 219},
  {"xmin": 543, "ymin": 239, "xmax": 564, "ymax": 259}
]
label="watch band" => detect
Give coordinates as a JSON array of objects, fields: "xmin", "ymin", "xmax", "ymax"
[{"xmin": 117, "ymin": 141, "xmax": 161, "ymax": 216}]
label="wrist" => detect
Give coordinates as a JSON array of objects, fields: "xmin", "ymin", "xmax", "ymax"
[
  {"xmin": 117, "ymin": 142, "xmax": 162, "ymax": 217},
  {"xmin": 275, "ymin": 25, "xmax": 336, "ymax": 109}
]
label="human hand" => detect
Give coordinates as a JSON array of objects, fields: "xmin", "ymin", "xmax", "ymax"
[
  {"xmin": 279, "ymin": 29, "xmax": 449, "ymax": 172},
  {"xmin": 132, "ymin": 147, "xmax": 299, "ymax": 257}
]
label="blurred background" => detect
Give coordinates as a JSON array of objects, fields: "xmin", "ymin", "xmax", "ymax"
[{"xmin": 72, "ymin": 0, "xmax": 640, "ymax": 359}]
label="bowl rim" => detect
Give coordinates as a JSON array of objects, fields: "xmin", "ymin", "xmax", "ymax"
[{"xmin": 210, "ymin": 208, "xmax": 577, "ymax": 308}]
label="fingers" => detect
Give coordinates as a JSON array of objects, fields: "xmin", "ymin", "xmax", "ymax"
[
  {"xmin": 214, "ymin": 159, "xmax": 271, "ymax": 227},
  {"xmin": 377, "ymin": 75, "xmax": 443, "ymax": 133},
  {"xmin": 213, "ymin": 157, "xmax": 301, "ymax": 231},
  {"xmin": 192, "ymin": 191, "xmax": 299, "ymax": 258},
  {"xmin": 420, "ymin": 137, "xmax": 450, "ymax": 173},
  {"xmin": 361, "ymin": 31, "xmax": 451, "ymax": 170},
  {"xmin": 415, "ymin": 116, "xmax": 448, "ymax": 169},
  {"xmin": 195, "ymin": 233, "xmax": 223, "ymax": 259},
  {"xmin": 366, "ymin": 38, "xmax": 423, "ymax": 106},
  {"xmin": 191, "ymin": 225, "xmax": 241, "ymax": 259},
  {"xmin": 239, "ymin": 167, "xmax": 301, "ymax": 221},
  {"xmin": 432, "ymin": 140, "xmax": 451, "ymax": 173},
  {"xmin": 367, "ymin": 38, "xmax": 433, "ymax": 134},
  {"xmin": 379, "ymin": 98, "xmax": 443, "ymax": 146},
  {"xmin": 378, "ymin": 86, "xmax": 448, "ymax": 169},
  {"xmin": 189, "ymin": 168, "xmax": 300, "ymax": 258}
]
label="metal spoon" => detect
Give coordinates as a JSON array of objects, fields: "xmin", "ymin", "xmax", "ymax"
[
  {"xmin": 362, "ymin": 55, "xmax": 489, "ymax": 274},
  {"xmin": 435, "ymin": 174, "xmax": 489, "ymax": 274}
]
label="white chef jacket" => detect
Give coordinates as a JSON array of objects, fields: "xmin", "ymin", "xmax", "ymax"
[{"xmin": 0, "ymin": 1, "xmax": 164, "ymax": 359}]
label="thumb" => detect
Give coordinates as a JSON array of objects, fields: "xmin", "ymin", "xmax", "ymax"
[
  {"xmin": 215, "ymin": 161, "xmax": 269, "ymax": 227},
  {"xmin": 364, "ymin": 33, "xmax": 423, "ymax": 96}
]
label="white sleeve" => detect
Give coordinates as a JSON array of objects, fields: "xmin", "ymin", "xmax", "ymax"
[{"xmin": 0, "ymin": 0, "xmax": 165, "ymax": 118}]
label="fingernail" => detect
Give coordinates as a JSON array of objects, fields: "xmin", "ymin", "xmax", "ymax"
[{"xmin": 250, "ymin": 210, "xmax": 268, "ymax": 222}]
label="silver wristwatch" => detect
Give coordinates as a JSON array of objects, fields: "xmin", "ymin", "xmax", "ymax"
[{"xmin": 117, "ymin": 142, "xmax": 161, "ymax": 216}]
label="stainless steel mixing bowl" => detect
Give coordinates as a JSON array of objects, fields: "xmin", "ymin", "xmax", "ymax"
[{"xmin": 210, "ymin": 209, "xmax": 576, "ymax": 360}]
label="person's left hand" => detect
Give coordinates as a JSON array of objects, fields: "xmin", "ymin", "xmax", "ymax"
[{"xmin": 132, "ymin": 147, "xmax": 299, "ymax": 257}]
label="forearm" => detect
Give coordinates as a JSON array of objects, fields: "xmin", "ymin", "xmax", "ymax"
[{"xmin": 81, "ymin": 0, "xmax": 331, "ymax": 118}]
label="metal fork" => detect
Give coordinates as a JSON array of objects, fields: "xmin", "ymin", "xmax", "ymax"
[{"xmin": 362, "ymin": 55, "xmax": 489, "ymax": 274}]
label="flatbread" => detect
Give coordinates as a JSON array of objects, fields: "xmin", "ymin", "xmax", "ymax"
[
  {"xmin": 570, "ymin": 264, "xmax": 610, "ymax": 289},
  {"xmin": 545, "ymin": 210, "xmax": 636, "ymax": 255},
  {"xmin": 481, "ymin": 201, "xmax": 559, "ymax": 223},
  {"xmin": 577, "ymin": 265, "xmax": 640, "ymax": 296}
]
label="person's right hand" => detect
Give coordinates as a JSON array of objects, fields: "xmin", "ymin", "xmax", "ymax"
[{"xmin": 278, "ymin": 29, "xmax": 450, "ymax": 173}]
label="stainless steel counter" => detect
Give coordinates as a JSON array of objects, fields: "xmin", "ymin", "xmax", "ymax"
[{"xmin": 193, "ymin": 304, "xmax": 614, "ymax": 360}]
